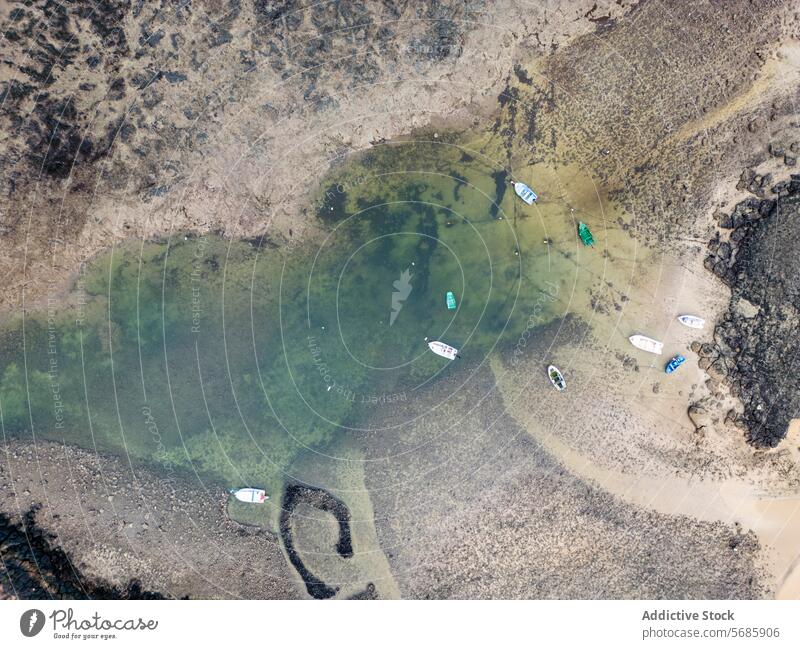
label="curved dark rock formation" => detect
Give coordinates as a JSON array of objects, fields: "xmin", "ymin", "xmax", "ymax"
[{"xmin": 279, "ymin": 483, "xmax": 354, "ymax": 599}]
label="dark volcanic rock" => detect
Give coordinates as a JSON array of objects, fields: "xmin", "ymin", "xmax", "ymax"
[
  {"xmin": 1, "ymin": 440, "xmax": 299, "ymax": 599},
  {"xmin": 703, "ymin": 175, "xmax": 800, "ymax": 447},
  {"xmin": 279, "ymin": 483, "xmax": 354, "ymax": 599},
  {"xmin": 0, "ymin": 506, "xmax": 165, "ymax": 599}
]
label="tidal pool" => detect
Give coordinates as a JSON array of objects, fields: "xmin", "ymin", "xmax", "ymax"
[{"xmin": 0, "ymin": 134, "xmax": 623, "ymax": 497}]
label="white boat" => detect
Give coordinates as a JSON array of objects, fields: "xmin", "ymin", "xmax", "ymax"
[
  {"xmin": 628, "ymin": 334, "xmax": 663, "ymax": 355},
  {"xmin": 513, "ymin": 182, "xmax": 538, "ymax": 205},
  {"xmin": 547, "ymin": 365, "xmax": 566, "ymax": 391},
  {"xmin": 426, "ymin": 338, "xmax": 459, "ymax": 360},
  {"xmin": 677, "ymin": 314, "xmax": 705, "ymax": 329},
  {"xmin": 230, "ymin": 488, "xmax": 268, "ymax": 503}
]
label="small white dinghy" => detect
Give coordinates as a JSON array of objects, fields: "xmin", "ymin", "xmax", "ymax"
[
  {"xmin": 629, "ymin": 334, "xmax": 664, "ymax": 355},
  {"xmin": 425, "ymin": 337, "xmax": 459, "ymax": 360},
  {"xmin": 230, "ymin": 488, "xmax": 268, "ymax": 503},
  {"xmin": 547, "ymin": 365, "xmax": 566, "ymax": 391},
  {"xmin": 513, "ymin": 182, "xmax": 538, "ymax": 205},
  {"xmin": 677, "ymin": 314, "xmax": 705, "ymax": 329}
]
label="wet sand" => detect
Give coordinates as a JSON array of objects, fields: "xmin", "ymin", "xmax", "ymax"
[
  {"xmin": 359, "ymin": 349, "xmax": 767, "ymax": 598},
  {"xmin": 491, "ymin": 233, "xmax": 800, "ymax": 599}
]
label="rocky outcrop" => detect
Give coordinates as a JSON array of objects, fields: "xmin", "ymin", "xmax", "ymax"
[
  {"xmin": 687, "ymin": 400, "xmax": 713, "ymax": 435},
  {"xmin": 0, "ymin": 506, "xmax": 165, "ymax": 599},
  {"xmin": 0, "ymin": 439, "xmax": 299, "ymax": 599},
  {"xmin": 279, "ymin": 484, "xmax": 354, "ymax": 599},
  {"xmin": 702, "ymin": 173, "xmax": 800, "ymax": 447}
]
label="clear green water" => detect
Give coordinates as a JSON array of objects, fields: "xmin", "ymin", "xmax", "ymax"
[{"xmin": 0, "ymin": 137, "xmax": 597, "ymax": 494}]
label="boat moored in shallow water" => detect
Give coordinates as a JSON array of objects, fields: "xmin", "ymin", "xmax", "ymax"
[
  {"xmin": 513, "ymin": 182, "xmax": 538, "ymax": 205},
  {"xmin": 230, "ymin": 488, "xmax": 268, "ymax": 503},
  {"xmin": 629, "ymin": 334, "xmax": 664, "ymax": 354},
  {"xmin": 677, "ymin": 314, "xmax": 705, "ymax": 329},
  {"xmin": 426, "ymin": 338, "xmax": 459, "ymax": 360},
  {"xmin": 578, "ymin": 222, "xmax": 595, "ymax": 247},
  {"xmin": 547, "ymin": 365, "xmax": 566, "ymax": 391},
  {"xmin": 446, "ymin": 291, "xmax": 457, "ymax": 310}
]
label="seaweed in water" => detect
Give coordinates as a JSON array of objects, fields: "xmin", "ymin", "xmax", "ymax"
[
  {"xmin": 490, "ymin": 169, "xmax": 508, "ymax": 218},
  {"xmin": 316, "ymin": 183, "xmax": 349, "ymax": 224},
  {"xmin": 451, "ymin": 171, "xmax": 467, "ymax": 201}
]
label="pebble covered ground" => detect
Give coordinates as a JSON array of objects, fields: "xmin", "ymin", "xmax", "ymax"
[{"xmin": 0, "ymin": 440, "xmax": 298, "ymax": 599}]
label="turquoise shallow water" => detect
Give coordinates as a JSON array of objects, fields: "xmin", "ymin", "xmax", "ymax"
[{"xmin": 0, "ymin": 138, "xmax": 591, "ymax": 493}]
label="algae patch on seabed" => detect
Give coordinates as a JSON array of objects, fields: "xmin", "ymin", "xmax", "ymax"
[{"xmin": 0, "ymin": 134, "xmax": 635, "ymax": 520}]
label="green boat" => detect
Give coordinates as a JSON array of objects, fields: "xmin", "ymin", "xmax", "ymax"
[
  {"xmin": 446, "ymin": 291, "xmax": 457, "ymax": 310},
  {"xmin": 578, "ymin": 222, "xmax": 595, "ymax": 247}
]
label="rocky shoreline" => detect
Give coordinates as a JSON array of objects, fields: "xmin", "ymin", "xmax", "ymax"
[
  {"xmin": 0, "ymin": 439, "xmax": 300, "ymax": 599},
  {"xmin": 700, "ymin": 171, "xmax": 800, "ymax": 447},
  {"xmin": 0, "ymin": 506, "xmax": 165, "ymax": 599}
]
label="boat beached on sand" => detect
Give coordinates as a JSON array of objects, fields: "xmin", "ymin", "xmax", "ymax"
[
  {"xmin": 629, "ymin": 334, "xmax": 664, "ymax": 354},
  {"xmin": 547, "ymin": 365, "xmax": 566, "ymax": 391},
  {"xmin": 665, "ymin": 355, "xmax": 686, "ymax": 374},
  {"xmin": 677, "ymin": 314, "xmax": 705, "ymax": 329}
]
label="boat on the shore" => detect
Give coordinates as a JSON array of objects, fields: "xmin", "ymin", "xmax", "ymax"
[
  {"xmin": 629, "ymin": 334, "xmax": 663, "ymax": 354},
  {"xmin": 677, "ymin": 314, "xmax": 705, "ymax": 329},
  {"xmin": 230, "ymin": 488, "xmax": 268, "ymax": 503},
  {"xmin": 547, "ymin": 365, "xmax": 566, "ymax": 391},
  {"xmin": 665, "ymin": 354, "xmax": 686, "ymax": 374},
  {"xmin": 426, "ymin": 338, "xmax": 459, "ymax": 360},
  {"xmin": 513, "ymin": 181, "xmax": 538, "ymax": 205}
]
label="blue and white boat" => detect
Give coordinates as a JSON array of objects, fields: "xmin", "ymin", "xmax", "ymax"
[
  {"xmin": 665, "ymin": 355, "xmax": 686, "ymax": 374},
  {"xmin": 513, "ymin": 182, "xmax": 538, "ymax": 205}
]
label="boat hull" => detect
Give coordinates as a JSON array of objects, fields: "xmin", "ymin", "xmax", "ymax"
[
  {"xmin": 578, "ymin": 222, "xmax": 595, "ymax": 247},
  {"xmin": 665, "ymin": 355, "xmax": 686, "ymax": 374},
  {"xmin": 428, "ymin": 340, "xmax": 458, "ymax": 360},
  {"xmin": 547, "ymin": 365, "xmax": 566, "ymax": 391},
  {"xmin": 677, "ymin": 314, "xmax": 705, "ymax": 329},
  {"xmin": 513, "ymin": 182, "xmax": 537, "ymax": 205},
  {"xmin": 629, "ymin": 334, "xmax": 663, "ymax": 354},
  {"xmin": 232, "ymin": 488, "xmax": 267, "ymax": 503}
]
